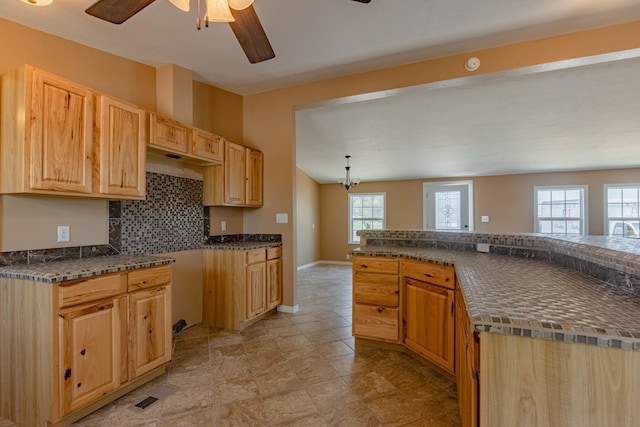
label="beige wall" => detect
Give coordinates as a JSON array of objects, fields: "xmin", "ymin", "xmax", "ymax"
[
  {"xmin": 296, "ymin": 168, "xmax": 321, "ymax": 267},
  {"xmin": 242, "ymin": 20, "xmax": 640, "ymax": 305},
  {"xmin": 319, "ymin": 169, "xmax": 640, "ymax": 261}
]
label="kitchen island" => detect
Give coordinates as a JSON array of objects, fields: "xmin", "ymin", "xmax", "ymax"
[{"xmin": 353, "ymin": 230, "xmax": 640, "ymax": 427}]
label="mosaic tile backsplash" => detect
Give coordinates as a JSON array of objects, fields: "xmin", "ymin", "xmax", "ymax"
[{"xmin": 117, "ymin": 172, "xmax": 205, "ymax": 255}]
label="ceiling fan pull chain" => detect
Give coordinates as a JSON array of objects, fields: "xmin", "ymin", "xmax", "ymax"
[{"xmin": 196, "ymin": 0, "xmax": 202, "ymax": 29}]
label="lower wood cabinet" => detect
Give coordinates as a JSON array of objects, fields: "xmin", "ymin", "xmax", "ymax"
[
  {"xmin": 403, "ymin": 260, "xmax": 456, "ymax": 374},
  {"xmin": 59, "ymin": 296, "xmax": 128, "ymax": 415},
  {"xmin": 352, "ymin": 256, "xmax": 400, "ymax": 343},
  {"xmin": 203, "ymin": 245, "xmax": 283, "ymax": 330},
  {"xmin": 0, "ymin": 264, "xmax": 172, "ymax": 427},
  {"xmin": 456, "ymin": 289, "xmax": 479, "ymax": 427}
]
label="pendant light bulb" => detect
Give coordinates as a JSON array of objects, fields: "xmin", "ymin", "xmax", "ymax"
[
  {"xmin": 205, "ymin": 0, "xmax": 235, "ymax": 22},
  {"xmin": 228, "ymin": 0, "xmax": 254, "ymax": 10}
]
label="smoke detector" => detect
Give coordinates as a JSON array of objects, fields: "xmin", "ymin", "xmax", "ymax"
[{"xmin": 465, "ymin": 57, "xmax": 480, "ymax": 72}]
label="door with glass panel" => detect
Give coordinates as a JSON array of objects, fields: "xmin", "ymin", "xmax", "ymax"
[{"xmin": 423, "ymin": 182, "xmax": 472, "ymax": 231}]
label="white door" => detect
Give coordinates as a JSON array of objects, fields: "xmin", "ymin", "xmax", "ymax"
[{"xmin": 423, "ymin": 181, "xmax": 473, "ymax": 231}]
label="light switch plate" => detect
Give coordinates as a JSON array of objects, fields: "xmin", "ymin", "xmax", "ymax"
[
  {"xmin": 481, "ymin": 215, "xmax": 490, "ymax": 223},
  {"xmin": 276, "ymin": 213, "xmax": 288, "ymax": 223}
]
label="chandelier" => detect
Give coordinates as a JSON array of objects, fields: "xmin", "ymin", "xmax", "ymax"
[{"xmin": 339, "ymin": 155, "xmax": 360, "ymax": 191}]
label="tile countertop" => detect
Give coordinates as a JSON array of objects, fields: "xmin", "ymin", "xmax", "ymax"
[
  {"xmin": 203, "ymin": 241, "xmax": 282, "ymax": 250},
  {"xmin": 352, "ymin": 245, "xmax": 640, "ymax": 351},
  {"xmin": 0, "ymin": 255, "xmax": 175, "ymax": 283}
]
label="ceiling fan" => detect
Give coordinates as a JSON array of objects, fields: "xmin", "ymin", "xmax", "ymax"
[{"xmin": 85, "ymin": 0, "xmax": 371, "ymax": 64}]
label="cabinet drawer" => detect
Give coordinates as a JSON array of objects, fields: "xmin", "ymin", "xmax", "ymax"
[
  {"xmin": 353, "ymin": 304, "xmax": 399, "ymax": 342},
  {"xmin": 267, "ymin": 246, "xmax": 282, "ymax": 260},
  {"xmin": 353, "ymin": 257, "xmax": 399, "ymax": 274},
  {"xmin": 246, "ymin": 249, "xmax": 266, "ymax": 264},
  {"xmin": 128, "ymin": 265, "xmax": 172, "ymax": 291},
  {"xmin": 353, "ymin": 272, "xmax": 399, "ymax": 306},
  {"xmin": 403, "ymin": 260, "xmax": 455, "ymax": 289},
  {"xmin": 58, "ymin": 273, "xmax": 126, "ymax": 308}
]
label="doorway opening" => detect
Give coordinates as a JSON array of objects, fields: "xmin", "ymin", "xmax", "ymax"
[{"xmin": 423, "ymin": 181, "xmax": 474, "ymax": 231}]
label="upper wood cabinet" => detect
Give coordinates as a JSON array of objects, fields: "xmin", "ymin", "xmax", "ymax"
[
  {"xmin": 203, "ymin": 140, "xmax": 264, "ymax": 207},
  {"xmin": 148, "ymin": 113, "xmax": 190, "ymax": 154},
  {"xmin": 148, "ymin": 113, "xmax": 224, "ymax": 164},
  {"xmin": 97, "ymin": 95, "xmax": 146, "ymax": 198},
  {"xmin": 0, "ymin": 65, "xmax": 145, "ymax": 199},
  {"xmin": 192, "ymin": 128, "xmax": 224, "ymax": 163}
]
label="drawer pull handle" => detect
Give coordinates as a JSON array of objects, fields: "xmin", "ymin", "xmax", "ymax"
[
  {"xmin": 64, "ymin": 369, "xmax": 72, "ymax": 380},
  {"xmin": 377, "ymin": 307, "xmax": 385, "ymax": 313},
  {"xmin": 423, "ymin": 273, "xmax": 434, "ymax": 278},
  {"xmin": 361, "ymin": 265, "xmax": 368, "ymax": 269}
]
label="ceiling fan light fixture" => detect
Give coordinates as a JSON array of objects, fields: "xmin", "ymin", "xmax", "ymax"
[
  {"xmin": 168, "ymin": 0, "xmax": 189, "ymax": 12},
  {"xmin": 228, "ymin": 0, "xmax": 254, "ymax": 10},
  {"xmin": 205, "ymin": 0, "xmax": 235, "ymax": 22},
  {"xmin": 18, "ymin": 0, "xmax": 53, "ymax": 6}
]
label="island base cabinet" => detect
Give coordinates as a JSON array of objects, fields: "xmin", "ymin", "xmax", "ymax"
[
  {"xmin": 58, "ymin": 296, "xmax": 128, "ymax": 415},
  {"xmin": 404, "ymin": 278, "xmax": 455, "ymax": 374},
  {"xmin": 480, "ymin": 332, "xmax": 640, "ymax": 427}
]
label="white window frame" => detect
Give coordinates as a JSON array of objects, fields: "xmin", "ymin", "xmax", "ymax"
[
  {"xmin": 534, "ymin": 185, "xmax": 588, "ymax": 235},
  {"xmin": 348, "ymin": 192, "xmax": 386, "ymax": 244},
  {"xmin": 604, "ymin": 183, "xmax": 640, "ymax": 238}
]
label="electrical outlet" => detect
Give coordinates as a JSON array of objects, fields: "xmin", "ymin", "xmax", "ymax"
[
  {"xmin": 221, "ymin": 221, "xmax": 227, "ymax": 231},
  {"xmin": 57, "ymin": 225, "xmax": 70, "ymax": 242},
  {"xmin": 481, "ymin": 216, "xmax": 490, "ymax": 223},
  {"xmin": 276, "ymin": 213, "xmax": 288, "ymax": 223}
]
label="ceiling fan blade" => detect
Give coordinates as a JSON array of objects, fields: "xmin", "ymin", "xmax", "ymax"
[
  {"xmin": 351, "ymin": 0, "xmax": 371, "ymax": 3},
  {"xmin": 86, "ymin": 0, "xmax": 156, "ymax": 24},
  {"xmin": 229, "ymin": 5, "xmax": 275, "ymax": 64}
]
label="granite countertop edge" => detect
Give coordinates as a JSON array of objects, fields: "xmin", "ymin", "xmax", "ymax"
[
  {"xmin": 352, "ymin": 245, "xmax": 640, "ymax": 351},
  {"xmin": 0, "ymin": 255, "xmax": 176, "ymax": 283}
]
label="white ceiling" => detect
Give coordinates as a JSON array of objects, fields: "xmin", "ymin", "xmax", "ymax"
[{"xmin": 2, "ymin": 0, "xmax": 640, "ymax": 183}]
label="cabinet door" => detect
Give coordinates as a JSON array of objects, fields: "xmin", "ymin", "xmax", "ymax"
[
  {"xmin": 58, "ymin": 296, "xmax": 127, "ymax": 415},
  {"xmin": 245, "ymin": 262, "xmax": 266, "ymax": 319},
  {"xmin": 129, "ymin": 286, "xmax": 172, "ymax": 379},
  {"xmin": 225, "ymin": 141, "xmax": 246, "ymax": 205},
  {"xmin": 267, "ymin": 257, "xmax": 282, "ymax": 310},
  {"xmin": 404, "ymin": 278, "xmax": 455, "ymax": 373},
  {"xmin": 97, "ymin": 95, "xmax": 146, "ymax": 198},
  {"xmin": 30, "ymin": 69, "xmax": 94, "ymax": 193},
  {"xmin": 149, "ymin": 113, "xmax": 189, "ymax": 153},
  {"xmin": 192, "ymin": 129, "xmax": 224, "ymax": 163},
  {"xmin": 245, "ymin": 148, "xmax": 263, "ymax": 207}
]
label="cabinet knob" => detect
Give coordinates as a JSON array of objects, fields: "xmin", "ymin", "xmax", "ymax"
[
  {"xmin": 377, "ymin": 307, "xmax": 385, "ymax": 313},
  {"xmin": 80, "ymin": 349, "xmax": 86, "ymax": 356},
  {"xmin": 64, "ymin": 369, "xmax": 72, "ymax": 380}
]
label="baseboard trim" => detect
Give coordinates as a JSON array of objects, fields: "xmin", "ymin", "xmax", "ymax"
[
  {"xmin": 297, "ymin": 260, "xmax": 352, "ymax": 271},
  {"xmin": 277, "ymin": 304, "xmax": 299, "ymax": 314}
]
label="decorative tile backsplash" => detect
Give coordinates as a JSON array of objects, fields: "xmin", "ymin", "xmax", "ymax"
[{"xmin": 117, "ymin": 172, "xmax": 205, "ymax": 255}]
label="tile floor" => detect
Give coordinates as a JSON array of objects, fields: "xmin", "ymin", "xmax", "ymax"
[{"xmin": 4, "ymin": 264, "xmax": 461, "ymax": 426}]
